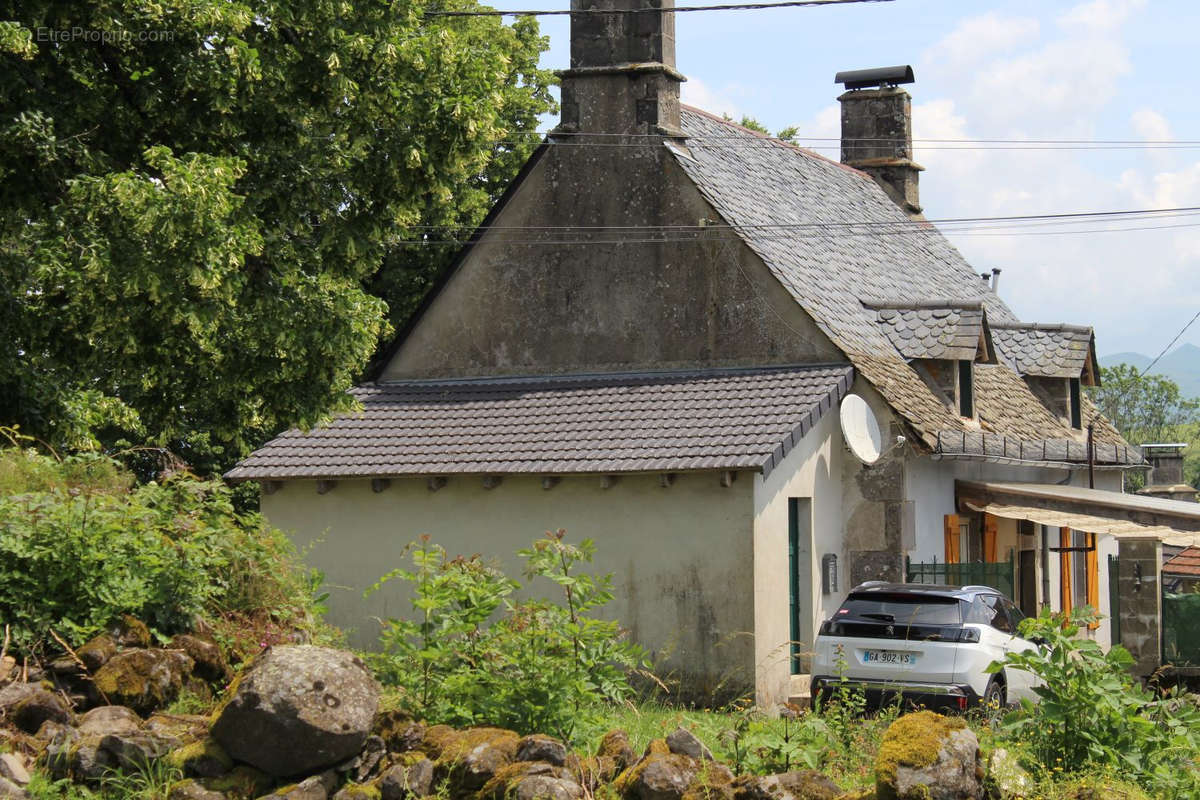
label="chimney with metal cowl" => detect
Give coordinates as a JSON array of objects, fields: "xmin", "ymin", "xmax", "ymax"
[
  {"xmin": 554, "ymin": 0, "xmax": 686, "ymax": 139},
  {"xmin": 836, "ymin": 65, "xmax": 924, "ymax": 219}
]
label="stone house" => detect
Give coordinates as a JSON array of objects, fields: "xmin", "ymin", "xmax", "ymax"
[{"xmin": 230, "ymin": 0, "xmax": 1200, "ymax": 702}]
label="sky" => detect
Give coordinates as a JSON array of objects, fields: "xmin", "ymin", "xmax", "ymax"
[{"xmin": 517, "ymin": 0, "xmax": 1200, "ymax": 357}]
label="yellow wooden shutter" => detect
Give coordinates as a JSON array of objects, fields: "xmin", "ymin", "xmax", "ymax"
[
  {"xmin": 1086, "ymin": 532, "xmax": 1099, "ymax": 630},
  {"xmin": 1060, "ymin": 527, "xmax": 1072, "ymax": 614},
  {"xmin": 983, "ymin": 513, "xmax": 999, "ymax": 563},
  {"xmin": 944, "ymin": 514, "xmax": 960, "ymax": 564}
]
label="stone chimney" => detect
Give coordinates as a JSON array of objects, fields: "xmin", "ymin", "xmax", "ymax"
[
  {"xmin": 836, "ymin": 66, "xmax": 924, "ymax": 219},
  {"xmin": 555, "ymin": 0, "xmax": 686, "ymax": 139},
  {"xmin": 1137, "ymin": 443, "xmax": 1199, "ymax": 502}
]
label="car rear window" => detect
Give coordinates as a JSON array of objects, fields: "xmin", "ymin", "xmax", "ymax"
[{"xmin": 837, "ymin": 593, "xmax": 964, "ymax": 626}]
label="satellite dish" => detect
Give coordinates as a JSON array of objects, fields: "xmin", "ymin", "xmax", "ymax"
[{"xmin": 839, "ymin": 394, "xmax": 883, "ymax": 465}]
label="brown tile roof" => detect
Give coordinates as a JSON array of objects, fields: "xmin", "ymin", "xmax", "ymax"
[
  {"xmin": 1164, "ymin": 546, "xmax": 1200, "ymax": 576},
  {"xmin": 990, "ymin": 323, "xmax": 1096, "ymax": 380},
  {"xmin": 226, "ymin": 364, "xmax": 854, "ymax": 480},
  {"xmin": 866, "ymin": 301, "xmax": 988, "ymax": 362}
]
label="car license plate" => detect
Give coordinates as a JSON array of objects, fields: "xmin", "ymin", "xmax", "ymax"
[{"xmin": 863, "ymin": 650, "xmax": 915, "ymax": 665}]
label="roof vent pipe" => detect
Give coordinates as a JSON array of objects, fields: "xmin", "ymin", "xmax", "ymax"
[{"xmin": 991, "ymin": 268, "xmax": 1001, "ymax": 292}]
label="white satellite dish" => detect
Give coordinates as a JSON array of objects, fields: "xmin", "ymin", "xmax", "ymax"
[{"xmin": 839, "ymin": 394, "xmax": 883, "ymax": 465}]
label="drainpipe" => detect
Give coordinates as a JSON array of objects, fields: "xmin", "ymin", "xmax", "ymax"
[{"xmin": 1087, "ymin": 422, "xmax": 1095, "ymax": 489}]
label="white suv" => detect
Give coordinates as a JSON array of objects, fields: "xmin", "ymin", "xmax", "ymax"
[{"xmin": 810, "ymin": 582, "xmax": 1040, "ymax": 711}]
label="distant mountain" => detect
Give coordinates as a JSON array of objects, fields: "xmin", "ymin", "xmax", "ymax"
[{"xmin": 1101, "ymin": 343, "xmax": 1200, "ymax": 399}]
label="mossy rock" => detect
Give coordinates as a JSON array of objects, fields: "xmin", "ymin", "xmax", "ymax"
[
  {"xmin": 681, "ymin": 761, "xmax": 734, "ymax": 800},
  {"xmin": 419, "ymin": 724, "xmax": 461, "ymax": 760},
  {"xmin": 1057, "ymin": 776, "xmax": 1153, "ymax": 800},
  {"xmin": 93, "ymin": 649, "xmax": 194, "ymax": 715},
  {"xmin": 643, "ymin": 740, "xmax": 670, "ymax": 758},
  {"xmin": 614, "ymin": 751, "xmax": 698, "ymax": 800},
  {"xmin": 110, "ymin": 615, "xmax": 152, "ymax": 648},
  {"xmin": 436, "ymin": 727, "xmax": 519, "ymax": 766},
  {"xmin": 76, "ymin": 634, "xmax": 118, "ymax": 671},
  {"xmin": 570, "ymin": 755, "xmax": 619, "ymax": 790},
  {"xmin": 833, "ymin": 791, "xmax": 875, "ymax": 800},
  {"xmin": 597, "ymin": 731, "xmax": 636, "ymax": 771},
  {"xmin": 479, "ymin": 761, "xmax": 566, "ymax": 800},
  {"xmin": 199, "ymin": 764, "xmax": 273, "ymax": 799},
  {"xmin": 333, "ymin": 782, "xmax": 384, "ymax": 800},
  {"xmin": 874, "ymin": 712, "xmax": 978, "ymax": 800},
  {"xmin": 167, "ymin": 737, "xmax": 233, "ymax": 778},
  {"xmin": 373, "ymin": 710, "xmax": 423, "ymax": 753}
]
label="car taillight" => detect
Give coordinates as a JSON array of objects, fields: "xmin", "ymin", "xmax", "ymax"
[
  {"xmin": 957, "ymin": 627, "xmax": 981, "ymax": 643},
  {"xmin": 957, "ymin": 696, "xmax": 968, "ymax": 711}
]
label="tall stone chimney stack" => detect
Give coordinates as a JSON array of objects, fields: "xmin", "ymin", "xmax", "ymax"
[
  {"xmin": 836, "ymin": 66, "xmax": 924, "ymax": 219},
  {"xmin": 555, "ymin": 0, "xmax": 686, "ymax": 139}
]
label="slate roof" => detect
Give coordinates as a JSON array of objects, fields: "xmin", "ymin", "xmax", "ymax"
[
  {"xmin": 867, "ymin": 301, "xmax": 989, "ymax": 362},
  {"xmin": 990, "ymin": 323, "xmax": 1097, "ymax": 380},
  {"xmin": 225, "ymin": 364, "xmax": 853, "ymax": 480},
  {"xmin": 671, "ymin": 108, "xmax": 1134, "ymax": 464}
]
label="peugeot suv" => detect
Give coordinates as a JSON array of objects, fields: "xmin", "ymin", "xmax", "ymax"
[{"xmin": 810, "ymin": 582, "xmax": 1039, "ymax": 711}]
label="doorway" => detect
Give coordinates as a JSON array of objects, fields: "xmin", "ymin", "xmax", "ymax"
[{"xmin": 788, "ymin": 498, "xmax": 813, "ymax": 674}]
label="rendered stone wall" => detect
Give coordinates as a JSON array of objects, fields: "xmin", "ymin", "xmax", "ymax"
[{"xmin": 1116, "ymin": 537, "xmax": 1162, "ymax": 676}]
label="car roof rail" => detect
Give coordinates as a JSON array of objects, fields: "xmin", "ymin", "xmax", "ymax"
[{"xmin": 960, "ymin": 585, "xmax": 998, "ymax": 594}]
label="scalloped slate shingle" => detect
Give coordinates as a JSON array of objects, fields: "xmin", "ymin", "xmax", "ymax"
[
  {"xmin": 870, "ymin": 304, "xmax": 985, "ymax": 362},
  {"xmin": 225, "ymin": 365, "xmax": 854, "ymax": 480},
  {"xmin": 990, "ymin": 323, "xmax": 1094, "ymax": 378}
]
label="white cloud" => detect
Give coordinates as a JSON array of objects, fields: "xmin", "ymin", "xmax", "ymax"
[
  {"xmin": 923, "ymin": 12, "xmax": 1040, "ymax": 70},
  {"xmin": 1057, "ymin": 0, "xmax": 1147, "ymax": 33},
  {"xmin": 680, "ymin": 77, "xmax": 743, "ymax": 120},
  {"xmin": 1131, "ymin": 109, "xmax": 1173, "ymax": 142}
]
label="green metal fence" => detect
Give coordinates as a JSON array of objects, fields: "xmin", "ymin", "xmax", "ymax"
[
  {"xmin": 905, "ymin": 550, "xmax": 1016, "ymax": 600},
  {"xmin": 1162, "ymin": 591, "xmax": 1200, "ymax": 667},
  {"xmin": 1108, "ymin": 554, "xmax": 1121, "ymax": 647}
]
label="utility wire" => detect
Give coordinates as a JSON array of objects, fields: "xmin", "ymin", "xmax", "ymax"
[
  {"xmin": 1142, "ymin": 310, "xmax": 1200, "ymax": 375},
  {"xmin": 387, "ymin": 206, "xmax": 1200, "ymax": 233},
  {"xmin": 426, "ymin": 0, "xmax": 891, "ymax": 17}
]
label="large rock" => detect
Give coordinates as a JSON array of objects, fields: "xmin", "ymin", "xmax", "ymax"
[
  {"xmin": 875, "ymin": 711, "xmax": 982, "ymax": 800},
  {"xmin": 258, "ymin": 771, "xmax": 338, "ymax": 800},
  {"xmin": 0, "ymin": 683, "xmax": 72, "ymax": 733},
  {"xmin": 380, "ymin": 758, "xmax": 435, "ymax": 800},
  {"xmin": 985, "ymin": 748, "xmax": 1033, "ymax": 799},
  {"xmin": 0, "ymin": 776, "xmax": 30, "ymax": 799},
  {"xmin": 77, "ymin": 705, "xmax": 142, "ymax": 737},
  {"xmin": 515, "ymin": 775, "xmax": 584, "ymax": 800},
  {"xmin": 93, "ymin": 649, "xmax": 194, "ymax": 714},
  {"xmin": 665, "ymin": 729, "xmax": 713, "ymax": 762},
  {"xmin": 210, "ymin": 646, "xmax": 379, "ymax": 777},
  {"xmin": 616, "ymin": 745, "xmax": 699, "ymax": 800},
  {"xmin": 170, "ymin": 635, "xmax": 232, "ymax": 684},
  {"xmin": 597, "ymin": 730, "xmax": 637, "ymax": 772},
  {"xmin": 77, "ymin": 634, "xmax": 118, "ymax": 672},
  {"xmin": 516, "ymin": 734, "xmax": 568, "ymax": 766},
  {"xmin": 733, "ymin": 772, "xmax": 842, "ymax": 800}
]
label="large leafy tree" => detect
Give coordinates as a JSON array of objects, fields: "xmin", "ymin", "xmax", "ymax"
[
  {"xmin": 0, "ymin": 1, "xmax": 553, "ymax": 473},
  {"xmin": 1089, "ymin": 364, "xmax": 1200, "ymax": 445}
]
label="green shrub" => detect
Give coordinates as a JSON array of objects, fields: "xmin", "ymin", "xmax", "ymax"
[
  {"xmin": 369, "ymin": 531, "xmax": 646, "ymax": 741},
  {"xmin": 990, "ymin": 606, "xmax": 1200, "ymax": 798},
  {"xmin": 0, "ymin": 446, "xmax": 321, "ymax": 654}
]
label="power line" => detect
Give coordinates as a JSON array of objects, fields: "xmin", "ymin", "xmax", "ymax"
[
  {"xmin": 1143, "ymin": 310, "xmax": 1200, "ymax": 375},
  {"xmin": 425, "ymin": 0, "xmax": 891, "ymax": 18},
  {"xmin": 388, "ymin": 206, "xmax": 1200, "ymax": 233},
  {"xmin": 490, "ymin": 130, "xmax": 1200, "ymax": 147}
]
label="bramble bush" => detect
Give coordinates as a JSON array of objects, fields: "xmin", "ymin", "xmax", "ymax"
[
  {"xmin": 368, "ymin": 531, "xmax": 646, "ymax": 741},
  {"xmin": 990, "ymin": 606, "xmax": 1200, "ymax": 798},
  {"xmin": 0, "ymin": 444, "xmax": 323, "ymax": 656}
]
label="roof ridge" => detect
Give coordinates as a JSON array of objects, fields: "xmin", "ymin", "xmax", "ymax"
[
  {"xmin": 369, "ymin": 362, "xmax": 854, "ymax": 389},
  {"xmin": 990, "ymin": 322, "xmax": 1093, "ymax": 334},
  {"xmin": 864, "ymin": 299, "xmax": 985, "ymax": 311},
  {"xmin": 680, "ymin": 104, "xmax": 872, "ymax": 178}
]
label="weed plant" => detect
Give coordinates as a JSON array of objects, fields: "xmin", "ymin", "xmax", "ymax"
[
  {"xmin": 368, "ymin": 531, "xmax": 646, "ymax": 742},
  {"xmin": 0, "ymin": 443, "xmax": 326, "ymax": 657}
]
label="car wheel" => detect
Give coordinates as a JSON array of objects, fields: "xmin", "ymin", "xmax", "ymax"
[{"xmin": 983, "ymin": 676, "xmax": 1006, "ymax": 710}]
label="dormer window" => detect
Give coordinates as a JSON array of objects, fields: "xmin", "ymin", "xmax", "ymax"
[
  {"xmin": 959, "ymin": 360, "xmax": 975, "ymax": 418},
  {"xmin": 868, "ymin": 300, "xmax": 994, "ymax": 420},
  {"xmin": 990, "ymin": 323, "xmax": 1099, "ymax": 428},
  {"xmin": 1069, "ymin": 377, "xmax": 1082, "ymax": 429}
]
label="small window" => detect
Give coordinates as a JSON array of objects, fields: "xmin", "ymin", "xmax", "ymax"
[
  {"xmin": 1069, "ymin": 377, "xmax": 1082, "ymax": 429},
  {"xmin": 958, "ymin": 360, "xmax": 974, "ymax": 418},
  {"xmin": 981, "ymin": 595, "xmax": 1013, "ymax": 633}
]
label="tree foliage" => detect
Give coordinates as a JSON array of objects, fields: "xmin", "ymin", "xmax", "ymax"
[
  {"xmin": 0, "ymin": 440, "xmax": 323, "ymax": 655},
  {"xmin": 1089, "ymin": 364, "xmax": 1200, "ymax": 445},
  {"xmin": 0, "ymin": 0, "xmax": 553, "ymax": 473}
]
